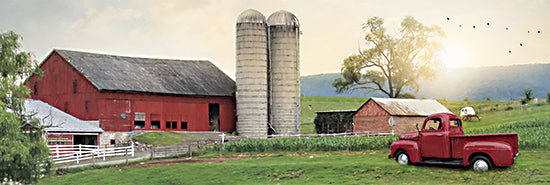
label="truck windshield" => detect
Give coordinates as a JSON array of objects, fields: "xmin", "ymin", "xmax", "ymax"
[{"xmin": 450, "ymin": 119, "xmax": 462, "ymax": 127}]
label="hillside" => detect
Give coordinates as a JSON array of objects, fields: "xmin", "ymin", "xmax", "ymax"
[{"xmin": 300, "ymin": 63, "xmax": 550, "ymax": 101}]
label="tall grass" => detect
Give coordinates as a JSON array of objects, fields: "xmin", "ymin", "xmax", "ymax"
[
  {"xmin": 218, "ymin": 136, "xmax": 398, "ymax": 153},
  {"xmin": 465, "ymin": 119, "xmax": 550, "ymax": 150},
  {"xmin": 216, "ymin": 119, "xmax": 549, "ymax": 154}
]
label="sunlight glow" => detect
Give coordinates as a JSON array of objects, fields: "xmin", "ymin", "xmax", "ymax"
[{"xmin": 437, "ymin": 43, "xmax": 468, "ymax": 69}]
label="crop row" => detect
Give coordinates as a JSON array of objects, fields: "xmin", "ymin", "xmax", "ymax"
[
  {"xmin": 218, "ymin": 136, "xmax": 397, "ymax": 153},
  {"xmin": 211, "ymin": 119, "xmax": 549, "ymax": 153},
  {"xmin": 465, "ymin": 119, "xmax": 550, "ymax": 150}
]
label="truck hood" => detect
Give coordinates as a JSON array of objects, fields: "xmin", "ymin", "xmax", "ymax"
[{"xmin": 398, "ymin": 132, "xmax": 419, "ymax": 141}]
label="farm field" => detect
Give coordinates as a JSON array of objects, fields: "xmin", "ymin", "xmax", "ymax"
[
  {"xmin": 40, "ymin": 97, "xmax": 550, "ymax": 184},
  {"xmin": 39, "ymin": 151, "xmax": 550, "ymax": 185},
  {"xmin": 300, "ymin": 96, "xmax": 550, "ymax": 133}
]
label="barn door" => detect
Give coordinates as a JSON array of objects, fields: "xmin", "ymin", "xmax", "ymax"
[{"xmin": 209, "ymin": 104, "xmax": 219, "ymax": 131}]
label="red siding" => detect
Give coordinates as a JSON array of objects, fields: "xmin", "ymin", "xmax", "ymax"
[
  {"xmin": 354, "ymin": 100, "xmax": 391, "ymax": 132},
  {"xmin": 26, "ymin": 51, "xmax": 236, "ymax": 133},
  {"xmin": 353, "ymin": 100, "xmax": 428, "ymax": 134}
]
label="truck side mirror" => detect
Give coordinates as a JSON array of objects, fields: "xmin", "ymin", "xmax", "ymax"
[{"xmin": 416, "ymin": 123, "xmax": 422, "ymax": 136}]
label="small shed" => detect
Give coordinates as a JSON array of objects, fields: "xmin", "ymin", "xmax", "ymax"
[
  {"xmin": 314, "ymin": 110, "xmax": 356, "ymax": 134},
  {"xmin": 23, "ymin": 99, "xmax": 103, "ymax": 145},
  {"xmin": 353, "ymin": 98, "xmax": 452, "ymax": 135}
]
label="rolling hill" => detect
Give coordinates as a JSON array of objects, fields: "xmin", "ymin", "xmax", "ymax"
[{"xmin": 300, "ymin": 63, "xmax": 550, "ymax": 101}]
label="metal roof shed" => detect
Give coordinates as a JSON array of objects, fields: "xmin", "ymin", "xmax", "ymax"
[{"xmin": 353, "ymin": 98, "xmax": 451, "ymax": 135}]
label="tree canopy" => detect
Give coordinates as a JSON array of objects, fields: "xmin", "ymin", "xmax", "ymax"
[
  {"xmin": 0, "ymin": 30, "xmax": 50, "ymax": 184},
  {"xmin": 333, "ymin": 16, "xmax": 444, "ymax": 98}
]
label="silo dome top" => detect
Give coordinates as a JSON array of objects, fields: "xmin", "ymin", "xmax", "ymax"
[
  {"xmin": 236, "ymin": 9, "xmax": 266, "ymax": 24},
  {"xmin": 267, "ymin": 10, "xmax": 300, "ymax": 28}
]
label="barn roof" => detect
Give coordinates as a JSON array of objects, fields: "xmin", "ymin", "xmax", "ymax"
[
  {"xmin": 23, "ymin": 99, "xmax": 103, "ymax": 133},
  {"xmin": 54, "ymin": 49, "xmax": 235, "ymax": 97},
  {"xmin": 364, "ymin": 98, "xmax": 452, "ymax": 116}
]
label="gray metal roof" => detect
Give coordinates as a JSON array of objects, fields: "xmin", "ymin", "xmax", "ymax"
[
  {"xmin": 267, "ymin": 10, "xmax": 300, "ymax": 27},
  {"xmin": 55, "ymin": 49, "xmax": 235, "ymax": 97},
  {"xmin": 236, "ymin": 9, "xmax": 266, "ymax": 24},
  {"xmin": 23, "ymin": 99, "xmax": 103, "ymax": 133},
  {"xmin": 370, "ymin": 98, "xmax": 452, "ymax": 116}
]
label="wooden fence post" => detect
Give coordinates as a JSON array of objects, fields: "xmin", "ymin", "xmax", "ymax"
[
  {"xmin": 150, "ymin": 146, "xmax": 155, "ymax": 160},
  {"xmin": 188, "ymin": 144, "xmax": 192, "ymax": 158}
]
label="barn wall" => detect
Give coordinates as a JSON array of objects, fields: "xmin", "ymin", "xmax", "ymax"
[
  {"xmin": 26, "ymin": 51, "xmax": 236, "ymax": 133},
  {"xmin": 353, "ymin": 100, "xmax": 429, "ymax": 135},
  {"xmin": 354, "ymin": 100, "xmax": 391, "ymax": 133}
]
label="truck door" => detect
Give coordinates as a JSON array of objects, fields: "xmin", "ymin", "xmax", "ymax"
[{"xmin": 419, "ymin": 118, "xmax": 451, "ymax": 158}]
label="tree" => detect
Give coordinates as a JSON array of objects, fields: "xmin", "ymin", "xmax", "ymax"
[
  {"xmin": 547, "ymin": 92, "xmax": 550, "ymax": 103},
  {"xmin": 333, "ymin": 16, "xmax": 443, "ymax": 98},
  {"xmin": 521, "ymin": 89, "xmax": 533, "ymax": 105},
  {"xmin": 0, "ymin": 30, "xmax": 50, "ymax": 184}
]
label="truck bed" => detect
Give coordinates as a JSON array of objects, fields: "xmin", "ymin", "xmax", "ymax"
[{"xmin": 450, "ymin": 133, "xmax": 518, "ymax": 159}]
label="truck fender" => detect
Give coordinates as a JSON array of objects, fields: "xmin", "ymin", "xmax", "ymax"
[
  {"xmin": 390, "ymin": 140, "xmax": 421, "ymax": 163},
  {"xmin": 463, "ymin": 141, "xmax": 514, "ymax": 166}
]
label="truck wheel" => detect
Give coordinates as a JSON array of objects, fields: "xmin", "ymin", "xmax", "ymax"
[
  {"xmin": 395, "ymin": 150, "xmax": 410, "ymax": 165},
  {"xmin": 471, "ymin": 156, "xmax": 493, "ymax": 172}
]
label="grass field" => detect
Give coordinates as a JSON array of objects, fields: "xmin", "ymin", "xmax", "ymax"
[
  {"xmin": 301, "ymin": 96, "xmax": 550, "ymax": 133},
  {"xmin": 133, "ymin": 132, "xmax": 199, "ymax": 146},
  {"xmin": 40, "ymin": 97, "xmax": 550, "ymax": 184},
  {"xmin": 39, "ymin": 151, "xmax": 550, "ymax": 185}
]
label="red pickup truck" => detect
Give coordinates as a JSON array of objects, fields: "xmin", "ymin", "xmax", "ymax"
[{"xmin": 389, "ymin": 113, "xmax": 519, "ymax": 171}]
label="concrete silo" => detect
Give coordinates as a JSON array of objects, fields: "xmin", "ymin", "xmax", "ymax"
[
  {"xmin": 235, "ymin": 9, "xmax": 269, "ymax": 138},
  {"xmin": 267, "ymin": 10, "xmax": 301, "ymax": 135}
]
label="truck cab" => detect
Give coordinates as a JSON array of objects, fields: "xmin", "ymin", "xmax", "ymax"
[{"xmin": 389, "ymin": 113, "xmax": 519, "ymax": 171}]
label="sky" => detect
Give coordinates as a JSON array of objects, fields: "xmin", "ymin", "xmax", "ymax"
[{"xmin": 1, "ymin": 0, "xmax": 549, "ymax": 79}]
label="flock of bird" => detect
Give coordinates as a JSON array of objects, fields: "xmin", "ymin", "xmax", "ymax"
[{"xmin": 445, "ymin": 17, "xmax": 542, "ymax": 54}]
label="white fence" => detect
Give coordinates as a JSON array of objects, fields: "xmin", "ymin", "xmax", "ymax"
[{"xmin": 49, "ymin": 144, "xmax": 134, "ymax": 164}]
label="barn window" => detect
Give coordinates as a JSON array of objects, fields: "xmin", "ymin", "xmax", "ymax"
[
  {"xmin": 33, "ymin": 83, "xmax": 38, "ymax": 95},
  {"xmin": 165, "ymin": 121, "xmax": 177, "ymax": 129},
  {"xmin": 151, "ymin": 121, "xmax": 160, "ymax": 129},
  {"xmin": 181, "ymin": 122, "xmax": 188, "ymax": 130},
  {"xmin": 172, "ymin": 121, "xmax": 177, "ymax": 129},
  {"xmin": 134, "ymin": 112, "xmax": 146, "ymax": 129},
  {"xmin": 72, "ymin": 80, "xmax": 78, "ymax": 93},
  {"xmin": 134, "ymin": 121, "xmax": 145, "ymax": 129},
  {"xmin": 85, "ymin": 101, "xmax": 90, "ymax": 112},
  {"xmin": 150, "ymin": 114, "xmax": 161, "ymax": 129},
  {"xmin": 63, "ymin": 102, "xmax": 69, "ymax": 112}
]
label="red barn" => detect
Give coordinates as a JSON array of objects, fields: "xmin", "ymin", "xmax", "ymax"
[
  {"xmin": 25, "ymin": 49, "xmax": 236, "ymax": 145},
  {"xmin": 353, "ymin": 98, "xmax": 451, "ymax": 135}
]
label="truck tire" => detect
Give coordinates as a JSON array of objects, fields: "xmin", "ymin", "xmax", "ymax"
[
  {"xmin": 395, "ymin": 150, "xmax": 410, "ymax": 165},
  {"xmin": 471, "ymin": 156, "xmax": 493, "ymax": 172}
]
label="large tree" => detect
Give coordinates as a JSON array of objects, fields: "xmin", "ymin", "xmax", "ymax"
[
  {"xmin": 333, "ymin": 16, "xmax": 444, "ymax": 98},
  {"xmin": 0, "ymin": 30, "xmax": 50, "ymax": 184}
]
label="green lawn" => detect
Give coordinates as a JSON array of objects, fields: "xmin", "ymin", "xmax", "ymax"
[
  {"xmin": 133, "ymin": 132, "xmax": 199, "ymax": 146},
  {"xmin": 40, "ymin": 151, "xmax": 550, "ymax": 185}
]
